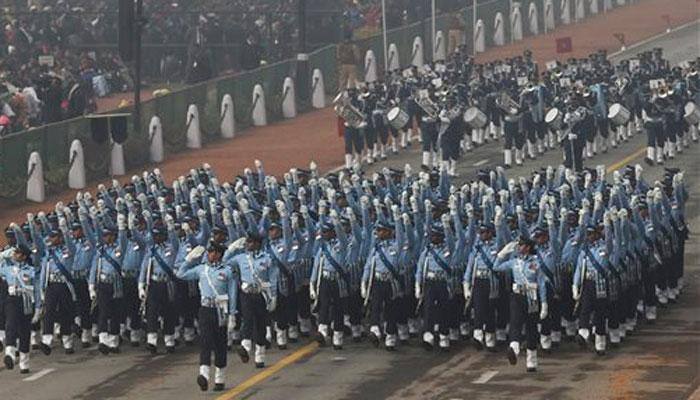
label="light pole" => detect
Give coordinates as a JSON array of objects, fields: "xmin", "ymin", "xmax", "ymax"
[
  {"xmin": 382, "ymin": 0, "xmax": 388, "ymax": 71},
  {"xmin": 472, "ymin": 0, "xmax": 477, "ymax": 56}
]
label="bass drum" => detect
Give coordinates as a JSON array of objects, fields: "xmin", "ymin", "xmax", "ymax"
[
  {"xmin": 463, "ymin": 107, "xmax": 488, "ymax": 129},
  {"xmin": 545, "ymin": 108, "xmax": 563, "ymax": 130},
  {"xmin": 387, "ymin": 106, "xmax": 410, "ymax": 130},
  {"xmin": 684, "ymin": 101, "xmax": 700, "ymax": 125},
  {"xmin": 608, "ymin": 103, "xmax": 631, "ymax": 126}
]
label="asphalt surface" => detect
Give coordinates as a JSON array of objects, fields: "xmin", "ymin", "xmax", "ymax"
[{"xmin": 1, "ymin": 21, "xmax": 698, "ymax": 400}]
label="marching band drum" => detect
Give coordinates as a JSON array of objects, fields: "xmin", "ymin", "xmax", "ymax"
[
  {"xmin": 463, "ymin": 107, "xmax": 488, "ymax": 129},
  {"xmin": 684, "ymin": 102, "xmax": 700, "ymax": 125},
  {"xmin": 608, "ymin": 103, "xmax": 631, "ymax": 126},
  {"xmin": 545, "ymin": 108, "xmax": 564, "ymax": 130},
  {"xmin": 387, "ymin": 106, "xmax": 411, "ymax": 130}
]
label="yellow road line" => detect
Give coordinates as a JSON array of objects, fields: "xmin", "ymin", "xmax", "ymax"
[
  {"xmin": 606, "ymin": 147, "xmax": 646, "ymax": 173},
  {"xmin": 216, "ymin": 342, "xmax": 319, "ymax": 400},
  {"xmin": 215, "ymin": 146, "xmax": 650, "ymax": 399}
]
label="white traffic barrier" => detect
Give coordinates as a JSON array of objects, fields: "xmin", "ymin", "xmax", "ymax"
[
  {"xmin": 474, "ymin": 19, "xmax": 486, "ymax": 53},
  {"xmin": 511, "ymin": 5, "xmax": 523, "ymax": 41},
  {"xmin": 68, "ymin": 139, "xmax": 86, "ymax": 190},
  {"xmin": 186, "ymin": 104, "xmax": 202, "ymax": 149},
  {"xmin": 364, "ymin": 50, "xmax": 378, "ymax": 83},
  {"xmin": 493, "ymin": 12, "xmax": 505, "ymax": 46},
  {"xmin": 110, "ymin": 140, "xmax": 125, "ymax": 176},
  {"xmin": 603, "ymin": 0, "xmax": 612, "ymax": 11},
  {"xmin": 575, "ymin": 0, "xmax": 585, "ymax": 21},
  {"xmin": 282, "ymin": 77, "xmax": 297, "ymax": 119},
  {"xmin": 26, "ymin": 151, "xmax": 44, "ymax": 203},
  {"xmin": 561, "ymin": 0, "xmax": 571, "ymax": 25},
  {"xmin": 529, "ymin": 2, "xmax": 539, "ymax": 34},
  {"xmin": 434, "ymin": 30, "xmax": 446, "ymax": 61},
  {"xmin": 148, "ymin": 116, "xmax": 164, "ymax": 163},
  {"xmin": 311, "ymin": 69, "xmax": 326, "ymax": 109},
  {"xmin": 220, "ymin": 94, "xmax": 235, "ymax": 139},
  {"xmin": 545, "ymin": 0, "xmax": 556, "ymax": 31},
  {"xmin": 388, "ymin": 43, "xmax": 400, "ymax": 71},
  {"xmin": 411, "ymin": 36, "xmax": 424, "ymax": 68},
  {"xmin": 252, "ymin": 84, "xmax": 267, "ymax": 126},
  {"xmin": 590, "ymin": 0, "xmax": 599, "ymax": 14}
]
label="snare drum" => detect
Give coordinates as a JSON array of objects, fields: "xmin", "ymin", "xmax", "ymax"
[
  {"xmin": 463, "ymin": 107, "xmax": 488, "ymax": 129},
  {"xmin": 608, "ymin": 103, "xmax": 631, "ymax": 126},
  {"xmin": 684, "ymin": 102, "xmax": 700, "ymax": 125},
  {"xmin": 545, "ymin": 108, "xmax": 563, "ymax": 130},
  {"xmin": 387, "ymin": 106, "xmax": 410, "ymax": 130}
]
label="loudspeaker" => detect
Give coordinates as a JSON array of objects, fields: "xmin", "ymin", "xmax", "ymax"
[
  {"xmin": 119, "ymin": 0, "xmax": 135, "ymax": 62},
  {"xmin": 90, "ymin": 117, "xmax": 109, "ymax": 144},
  {"xmin": 111, "ymin": 115, "xmax": 129, "ymax": 144}
]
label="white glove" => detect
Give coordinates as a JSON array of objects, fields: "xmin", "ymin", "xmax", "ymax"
[
  {"xmin": 138, "ymin": 284, "xmax": 147, "ymax": 301},
  {"xmin": 228, "ymin": 237, "xmax": 247, "ymax": 253},
  {"xmin": 182, "ymin": 222, "xmax": 191, "ymax": 233},
  {"xmin": 309, "ymin": 160, "xmax": 317, "ymax": 172},
  {"xmin": 361, "ymin": 280, "xmax": 368, "ymax": 299},
  {"xmin": 572, "ymin": 285, "xmax": 580, "ymax": 301},
  {"xmin": 309, "ymin": 284, "xmax": 317, "ymax": 301},
  {"xmin": 262, "ymin": 206, "xmax": 271, "ymax": 217},
  {"xmin": 414, "ymin": 282, "xmax": 421, "ymax": 300},
  {"xmin": 89, "ymin": 285, "xmax": 97, "ymax": 301},
  {"xmin": 186, "ymin": 246, "xmax": 206, "ymax": 263},
  {"xmin": 463, "ymin": 282, "xmax": 471, "ymax": 301},
  {"xmin": 497, "ymin": 241, "xmax": 518, "ymax": 259},
  {"xmin": 31, "ymin": 311, "xmax": 41, "ymax": 325},
  {"xmin": 540, "ymin": 303, "xmax": 549, "ymax": 320},
  {"xmin": 238, "ymin": 198, "xmax": 249, "ymax": 212},
  {"xmin": 516, "ymin": 205, "xmax": 524, "ymax": 215}
]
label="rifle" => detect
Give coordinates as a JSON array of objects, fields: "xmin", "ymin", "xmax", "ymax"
[
  {"xmin": 90, "ymin": 257, "xmax": 101, "ymax": 313},
  {"xmin": 362, "ymin": 257, "xmax": 376, "ymax": 317},
  {"xmin": 572, "ymin": 255, "xmax": 587, "ymax": 315},
  {"xmin": 414, "ymin": 255, "xmax": 429, "ymax": 315},
  {"xmin": 311, "ymin": 253, "xmax": 324, "ymax": 313},
  {"xmin": 139, "ymin": 258, "xmax": 152, "ymax": 318}
]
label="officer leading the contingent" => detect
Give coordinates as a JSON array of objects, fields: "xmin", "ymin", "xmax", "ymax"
[{"xmin": 177, "ymin": 240, "xmax": 237, "ymax": 392}]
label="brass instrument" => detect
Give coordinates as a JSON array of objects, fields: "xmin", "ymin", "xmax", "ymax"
[
  {"xmin": 496, "ymin": 91, "xmax": 519, "ymax": 115},
  {"xmin": 333, "ymin": 92, "xmax": 366, "ymax": 129}
]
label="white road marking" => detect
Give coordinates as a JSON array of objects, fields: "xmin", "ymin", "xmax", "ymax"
[
  {"xmin": 472, "ymin": 159, "xmax": 489, "ymax": 167},
  {"xmin": 472, "ymin": 370, "xmax": 499, "ymax": 384},
  {"xmin": 23, "ymin": 368, "xmax": 56, "ymax": 382}
]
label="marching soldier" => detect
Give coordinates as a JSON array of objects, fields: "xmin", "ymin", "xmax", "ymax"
[
  {"xmin": 139, "ymin": 224, "xmax": 179, "ymax": 354},
  {"xmin": 228, "ymin": 233, "xmax": 278, "ymax": 368},
  {"xmin": 1, "ymin": 245, "xmax": 38, "ymax": 374},
  {"xmin": 90, "ymin": 222, "xmax": 127, "ymax": 355},
  {"xmin": 493, "ymin": 237, "xmax": 548, "ymax": 372},
  {"xmin": 177, "ymin": 241, "xmax": 237, "ymax": 392}
]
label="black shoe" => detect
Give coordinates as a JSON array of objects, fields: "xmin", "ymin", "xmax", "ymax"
[
  {"xmin": 385, "ymin": 345, "xmax": 396, "ymax": 352},
  {"xmin": 4, "ymin": 355, "xmax": 14, "ymax": 370},
  {"xmin": 576, "ymin": 334, "xmax": 588, "ymax": 349},
  {"xmin": 507, "ymin": 347, "xmax": 518, "ymax": 365},
  {"xmin": 131, "ymin": 341, "xmax": 140, "ymax": 348},
  {"xmin": 315, "ymin": 333, "xmax": 326, "ymax": 347},
  {"xmin": 237, "ymin": 347, "xmax": 249, "ymax": 363},
  {"xmin": 300, "ymin": 331, "xmax": 310, "ymax": 338},
  {"xmin": 527, "ymin": 367, "xmax": 537, "ymax": 372},
  {"xmin": 472, "ymin": 338, "xmax": 484, "ymax": 351},
  {"xmin": 173, "ymin": 339, "xmax": 180, "ymax": 347},
  {"xmin": 278, "ymin": 344, "xmax": 287, "ymax": 350},
  {"xmin": 99, "ymin": 344, "xmax": 110, "ymax": 355},
  {"xmin": 422, "ymin": 340, "xmax": 433, "ymax": 351},
  {"xmin": 111, "ymin": 346, "xmax": 121, "ymax": 354},
  {"xmin": 504, "ymin": 164, "xmax": 512, "ymax": 169},
  {"xmin": 264, "ymin": 339, "xmax": 271, "ymax": 350},
  {"xmin": 289, "ymin": 337, "xmax": 299, "ymax": 343},
  {"xmin": 20, "ymin": 369, "xmax": 29, "ymax": 374},
  {"xmin": 399, "ymin": 339, "xmax": 408, "ymax": 345},
  {"xmin": 92, "ymin": 336, "xmax": 99, "ymax": 344},
  {"xmin": 486, "ymin": 346, "xmax": 497, "ymax": 353},
  {"xmin": 197, "ymin": 375, "xmax": 208, "ymax": 392},
  {"xmin": 438, "ymin": 346, "xmax": 449, "ymax": 353},
  {"xmin": 333, "ymin": 345, "xmax": 343, "ymax": 350},
  {"xmin": 64, "ymin": 348, "xmax": 75, "ymax": 355},
  {"xmin": 369, "ymin": 333, "xmax": 380, "ymax": 348},
  {"xmin": 32, "ymin": 344, "xmax": 40, "ymax": 350},
  {"xmin": 185, "ymin": 340, "xmax": 195, "ymax": 347},
  {"xmin": 552, "ymin": 341, "xmax": 561, "ymax": 349},
  {"xmin": 0, "ymin": 341, "xmax": 3, "ymax": 352},
  {"xmin": 40, "ymin": 343, "xmax": 51, "ymax": 356},
  {"xmin": 353, "ymin": 336, "xmax": 362, "ymax": 343},
  {"xmin": 596, "ymin": 349, "xmax": 606, "ymax": 356},
  {"xmin": 255, "ymin": 362, "xmax": 265, "ymax": 369},
  {"xmin": 166, "ymin": 346, "xmax": 175, "ymax": 354},
  {"xmin": 213, "ymin": 383, "xmax": 225, "ymax": 392},
  {"xmin": 82, "ymin": 341, "xmax": 91, "ymax": 349},
  {"xmin": 146, "ymin": 343, "xmax": 158, "ymax": 355}
]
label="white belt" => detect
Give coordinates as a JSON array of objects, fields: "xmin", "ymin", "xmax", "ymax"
[{"xmin": 426, "ymin": 270, "xmax": 446, "ymax": 281}]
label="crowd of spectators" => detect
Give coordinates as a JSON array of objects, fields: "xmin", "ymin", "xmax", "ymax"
[{"xmin": 0, "ymin": 0, "xmax": 467, "ymax": 135}]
